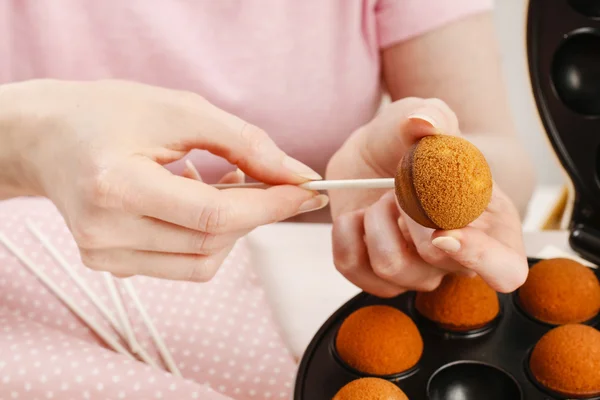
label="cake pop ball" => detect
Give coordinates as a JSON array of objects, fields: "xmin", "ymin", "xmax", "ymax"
[
  {"xmin": 518, "ymin": 258, "xmax": 600, "ymax": 325},
  {"xmin": 335, "ymin": 305, "xmax": 423, "ymax": 376},
  {"xmin": 333, "ymin": 378, "xmax": 409, "ymax": 400},
  {"xmin": 415, "ymin": 273, "xmax": 500, "ymax": 331},
  {"xmin": 529, "ymin": 324, "xmax": 600, "ymax": 397},
  {"xmin": 395, "ymin": 135, "xmax": 493, "ymax": 230}
]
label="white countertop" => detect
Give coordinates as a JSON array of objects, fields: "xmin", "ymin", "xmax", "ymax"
[{"xmin": 246, "ymin": 222, "xmax": 575, "ymax": 360}]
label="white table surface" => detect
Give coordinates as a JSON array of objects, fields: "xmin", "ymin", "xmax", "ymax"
[{"xmin": 245, "ymin": 223, "xmax": 574, "ymax": 360}]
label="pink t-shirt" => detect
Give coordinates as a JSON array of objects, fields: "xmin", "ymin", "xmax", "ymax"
[{"xmin": 1, "ymin": 0, "xmax": 492, "ymax": 182}]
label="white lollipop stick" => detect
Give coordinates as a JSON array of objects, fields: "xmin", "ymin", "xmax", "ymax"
[
  {"xmin": 184, "ymin": 160, "xmax": 393, "ymax": 190},
  {"xmin": 102, "ymin": 273, "xmax": 159, "ymax": 369},
  {"xmin": 212, "ymin": 178, "xmax": 395, "ymax": 191},
  {"xmin": 25, "ymin": 220, "xmax": 125, "ymax": 338},
  {"xmin": 121, "ymin": 279, "xmax": 182, "ymax": 377},
  {"xmin": 27, "ymin": 220, "xmax": 158, "ymax": 368},
  {"xmin": 184, "ymin": 160, "xmax": 203, "ymax": 181},
  {"xmin": 0, "ymin": 233, "xmax": 135, "ymax": 360},
  {"xmin": 103, "ymin": 273, "xmax": 136, "ymax": 349}
]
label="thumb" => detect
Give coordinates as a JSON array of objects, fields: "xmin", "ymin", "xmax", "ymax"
[
  {"xmin": 171, "ymin": 96, "xmax": 322, "ymax": 185},
  {"xmin": 357, "ymin": 97, "xmax": 461, "ymax": 176}
]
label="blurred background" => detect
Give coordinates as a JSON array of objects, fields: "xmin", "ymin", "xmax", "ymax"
[{"xmin": 493, "ymin": 0, "xmax": 567, "ymax": 229}]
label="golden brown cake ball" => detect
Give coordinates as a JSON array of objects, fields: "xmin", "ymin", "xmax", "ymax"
[
  {"xmin": 335, "ymin": 305, "xmax": 423, "ymax": 376},
  {"xmin": 415, "ymin": 273, "xmax": 499, "ymax": 331},
  {"xmin": 333, "ymin": 378, "xmax": 409, "ymax": 400},
  {"xmin": 518, "ymin": 258, "xmax": 600, "ymax": 325},
  {"xmin": 530, "ymin": 324, "xmax": 600, "ymax": 397},
  {"xmin": 395, "ymin": 135, "xmax": 492, "ymax": 230}
]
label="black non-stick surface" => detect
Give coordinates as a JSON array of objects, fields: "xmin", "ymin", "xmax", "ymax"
[
  {"xmin": 294, "ymin": 258, "xmax": 600, "ymax": 399},
  {"xmin": 528, "ymin": 0, "xmax": 600, "ymax": 264}
]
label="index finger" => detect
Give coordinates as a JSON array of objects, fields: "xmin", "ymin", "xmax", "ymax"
[
  {"xmin": 357, "ymin": 97, "xmax": 461, "ymax": 176},
  {"xmin": 158, "ymin": 92, "xmax": 322, "ymax": 185},
  {"xmin": 97, "ymin": 158, "xmax": 324, "ymax": 233}
]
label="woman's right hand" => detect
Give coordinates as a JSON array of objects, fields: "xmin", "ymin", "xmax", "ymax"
[{"xmin": 0, "ymin": 79, "xmax": 327, "ymax": 281}]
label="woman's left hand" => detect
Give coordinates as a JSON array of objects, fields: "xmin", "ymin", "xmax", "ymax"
[{"xmin": 326, "ymin": 97, "xmax": 528, "ymax": 298}]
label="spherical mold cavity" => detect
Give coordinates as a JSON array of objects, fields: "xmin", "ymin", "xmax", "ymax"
[
  {"xmin": 329, "ymin": 339, "xmax": 420, "ymax": 382},
  {"xmin": 427, "ymin": 361, "xmax": 522, "ymax": 400},
  {"xmin": 551, "ymin": 29, "xmax": 600, "ymax": 116},
  {"xmin": 412, "ymin": 304, "xmax": 501, "ymax": 339}
]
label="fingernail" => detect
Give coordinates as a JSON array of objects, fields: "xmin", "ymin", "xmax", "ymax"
[
  {"xmin": 432, "ymin": 236, "xmax": 461, "ymax": 253},
  {"xmin": 407, "ymin": 113, "xmax": 438, "ymax": 131},
  {"xmin": 397, "ymin": 217, "xmax": 406, "ymax": 231},
  {"xmin": 283, "ymin": 156, "xmax": 323, "ymax": 180},
  {"xmin": 235, "ymin": 168, "xmax": 245, "ymax": 183},
  {"xmin": 297, "ymin": 194, "xmax": 329, "ymax": 214}
]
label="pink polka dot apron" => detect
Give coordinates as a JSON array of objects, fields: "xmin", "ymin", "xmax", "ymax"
[{"xmin": 0, "ymin": 197, "xmax": 297, "ymax": 400}]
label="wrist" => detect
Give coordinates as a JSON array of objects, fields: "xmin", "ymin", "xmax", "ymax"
[{"xmin": 0, "ymin": 81, "xmax": 47, "ymax": 199}]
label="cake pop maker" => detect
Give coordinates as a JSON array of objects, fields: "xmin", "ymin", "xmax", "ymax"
[{"xmin": 293, "ymin": 1, "xmax": 600, "ymax": 399}]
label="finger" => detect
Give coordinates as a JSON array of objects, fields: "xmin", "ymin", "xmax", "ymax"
[
  {"xmin": 357, "ymin": 97, "xmax": 461, "ymax": 176},
  {"xmin": 431, "ymin": 227, "xmax": 528, "ymax": 293},
  {"xmin": 97, "ymin": 158, "xmax": 328, "ymax": 233},
  {"xmin": 397, "ymin": 213, "xmax": 413, "ymax": 246},
  {"xmin": 363, "ymin": 192, "xmax": 444, "ymax": 291},
  {"xmin": 398, "ymin": 213, "xmax": 476, "ymax": 278},
  {"xmin": 402, "ymin": 213, "xmax": 477, "ymax": 279},
  {"xmin": 80, "ymin": 246, "xmax": 235, "ymax": 282},
  {"xmin": 183, "ymin": 161, "xmax": 244, "ymax": 185},
  {"xmin": 394, "ymin": 184, "xmax": 468, "ymax": 274},
  {"xmin": 399, "ymin": 205, "xmax": 466, "ymax": 274},
  {"xmin": 80, "ymin": 215, "xmax": 249, "ymax": 255},
  {"xmin": 484, "ymin": 184, "xmax": 526, "ymax": 252},
  {"xmin": 332, "ymin": 209, "xmax": 406, "ymax": 298},
  {"xmin": 182, "ymin": 167, "xmax": 199, "ymax": 180},
  {"xmin": 218, "ymin": 168, "xmax": 245, "ymax": 184},
  {"xmin": 167, "ymin": 96, "xmax": 322, "ymax": 184}
]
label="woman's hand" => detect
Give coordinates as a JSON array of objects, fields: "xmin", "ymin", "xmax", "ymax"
[
  {"xmin": 0, "ymin": 79, "xmax": 327, "ymax": 281},
  {"xmin": 326, "ymin": 98, "xmax": 528, "ymax": 297}
]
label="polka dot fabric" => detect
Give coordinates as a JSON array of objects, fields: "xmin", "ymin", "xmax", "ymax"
[{"xmin": 0, "ymin": 197, "xmax": 298, "ymax": 399}]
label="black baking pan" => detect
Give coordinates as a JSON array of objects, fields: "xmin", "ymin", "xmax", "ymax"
[
  {"xmin": 293, "ymin": 258, "xmax": 600, "ymax": 400},
  {"xmin": 527, "ymin": 0, "xmax": 600, "ymax": 265},
  {"xmin": 294, "ymin": 0, "xmax": 600, "ymax": 398}
]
